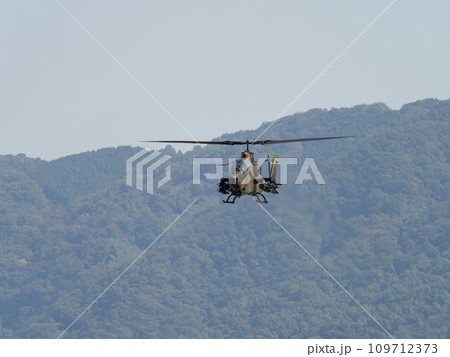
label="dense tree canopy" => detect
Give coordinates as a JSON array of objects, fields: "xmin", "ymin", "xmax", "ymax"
[{"xmin": 0, "ymin": 99, "xmax": 448, "ymax": 338}]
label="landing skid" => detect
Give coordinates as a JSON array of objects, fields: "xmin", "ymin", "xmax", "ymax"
[
  {"xmin": 222, "ymin": 192, "xmax": 268, "ymax": 204},
  {"xmin": 223, "ymin": 194, "xmax": 239, "ymax": 204},
  {"xmin": 253, "ymin": 193, "xmax": 268, "ymax": 203}
]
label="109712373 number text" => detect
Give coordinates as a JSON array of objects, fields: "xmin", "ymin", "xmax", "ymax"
[{"xmin": 368, "ymin": 343, "xmax": 438, "ymax": 354}]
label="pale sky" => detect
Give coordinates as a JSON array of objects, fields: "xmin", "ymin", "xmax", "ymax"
[{"xmin": 1, "ymin": 0, "xmax": 449, "ymax": 160}]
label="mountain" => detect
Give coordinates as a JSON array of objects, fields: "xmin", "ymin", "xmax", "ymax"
[{"xmin": 0, "ymin": 99, "xmax": 449, "ymax": 338}]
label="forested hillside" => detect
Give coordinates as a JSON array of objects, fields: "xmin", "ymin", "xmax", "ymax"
[{"xmin": 0, "ymin": 99, "xmax": 448, "ymax": 338}]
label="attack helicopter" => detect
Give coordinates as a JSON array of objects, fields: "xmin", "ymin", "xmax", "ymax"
[{"xmin": 142, "ymin": 136, "xmax": 353, "ymax": 203}]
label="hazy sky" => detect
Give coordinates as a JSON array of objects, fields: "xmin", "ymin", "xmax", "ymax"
[{"xmin": 1, "ymin": 0, "xmax": 449, "ymax": 159}]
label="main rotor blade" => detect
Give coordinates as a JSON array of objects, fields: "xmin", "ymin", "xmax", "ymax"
[
  {"xmin": 253, "ymin": 136, "xmax": 354, "ymax": 145},
  {"xmin": 141, "ymin": 140, "xmax": 246, "ymax": 145},
  {"xmin": 142, "ymin": 136, "xmax": 354, "ymax": 146}
]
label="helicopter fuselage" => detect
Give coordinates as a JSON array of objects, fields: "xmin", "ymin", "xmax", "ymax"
[{"xmin": 217, "ymin": 151, "xmax": 279, "ymax": 203}]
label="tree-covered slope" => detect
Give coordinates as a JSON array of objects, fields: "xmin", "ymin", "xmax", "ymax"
[{"xmin": 0, "ymin": 99, "xmax": 448, "ymax": 338}]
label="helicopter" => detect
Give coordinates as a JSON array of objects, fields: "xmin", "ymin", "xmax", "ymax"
[{"xmin": 142, "ymin": 136, "xmax": 353, "ymax": 203}]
